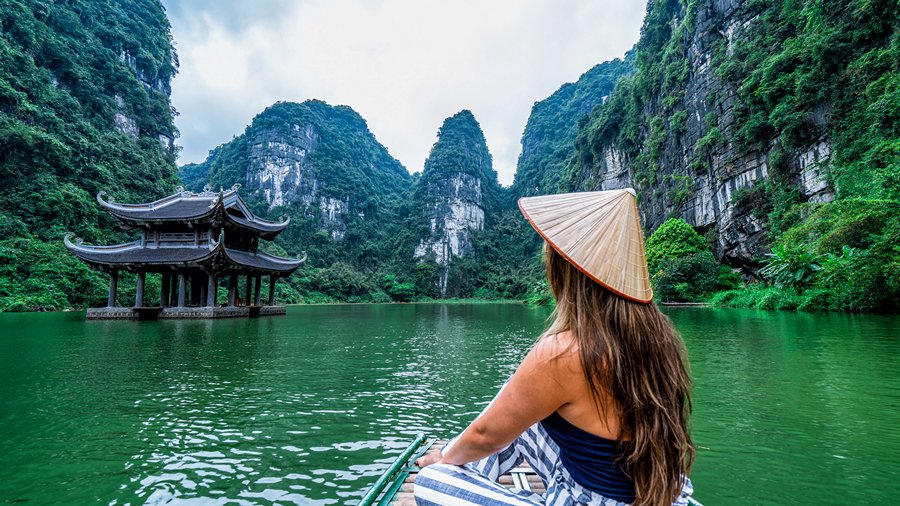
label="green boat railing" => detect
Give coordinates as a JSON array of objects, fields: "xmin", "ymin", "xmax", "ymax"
[{"xmin": 358, "ymin": 433, "xmax": 431, "ymax": 506}]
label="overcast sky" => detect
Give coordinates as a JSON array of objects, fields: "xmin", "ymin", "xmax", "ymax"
[{"xmin": 162, "ymin": 0, "xmax": 645, "ymax": 186}]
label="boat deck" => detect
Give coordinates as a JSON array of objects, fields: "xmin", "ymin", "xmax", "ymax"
[{"xmin": 389, "ymin": 441, "xmax": 546, "ymax": 505}]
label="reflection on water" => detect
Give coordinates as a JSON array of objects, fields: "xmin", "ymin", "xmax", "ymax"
[{"xmin": 0, "ymin": 305, "xmax": 897, "ymax": 504}]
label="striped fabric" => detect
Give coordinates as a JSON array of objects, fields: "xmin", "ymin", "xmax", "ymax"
[{"xmin": 413, "ymin": 422, "xmax": 698, "ymax": 506}]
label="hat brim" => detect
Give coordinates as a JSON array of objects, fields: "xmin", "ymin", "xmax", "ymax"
[{"xmin": 518, "ymin": 196, "xmax": 653, "ymax": 304}]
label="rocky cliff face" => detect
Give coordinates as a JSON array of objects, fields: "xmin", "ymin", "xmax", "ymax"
[
  {"xmin": 414, "ymin": 172, "xmax": 486, "ymax": 291},
  {"xmin": 0, "ymin": 0, "xmax": 181, "ymax": 241},
  {"xmin": 247, "ymin": 123, "xmax": 318, "ymax": 208},
  {"xmin": 116, "ymin": 50, "xmax": 177, "ymax": 154},
  {"xmin": 413, "ymin": 111, "xmax": 499, "ymax": 295},
  {"xmin": 567, "ymin": 0, "xmax": 842, "ymax": 270}
]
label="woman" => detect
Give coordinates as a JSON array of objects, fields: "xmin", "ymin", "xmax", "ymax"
[{"xmin": 413, "ymin": 189, "xmax": 698, "ymax": 506}]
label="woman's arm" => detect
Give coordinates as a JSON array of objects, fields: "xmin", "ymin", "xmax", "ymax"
[{"xmin": 418, "ymin": 335, "xmax": 574, "ymax": 467}]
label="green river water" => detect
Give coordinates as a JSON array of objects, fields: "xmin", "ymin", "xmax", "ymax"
[{"xmin": 0, "ymin": 304, "xmax": 898, "ymax": 505}]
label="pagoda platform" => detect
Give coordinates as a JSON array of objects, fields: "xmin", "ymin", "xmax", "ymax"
[{"xmin": 86, "ymin": 306, "xmax": 287, "ymax": 320}]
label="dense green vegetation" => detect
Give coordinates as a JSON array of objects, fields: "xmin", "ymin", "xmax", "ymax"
[
  {"xmin": 645, "ymin": 219, "xmax": 740, "ymax": 302},
  {"xmin": 711, "ymin": 0, "xmax": 899, "ymax": 311},
  {"xmin": 410, "ymin": 110, "xmax": 513, "ymax": 298},
  {"xmin": 713, "ymin": 200, "xmax": 900, "ymax": 312},
  {"xmin": 182, "ymin": 100, "xmax": 421, "ymax": 304},
  {"xmin": 184, "ymin": 106, "xmax": 540, "ymax": 303},
  {"xmin": 0, "ymin": 0, "xmax": 179, "ymax": 311}
]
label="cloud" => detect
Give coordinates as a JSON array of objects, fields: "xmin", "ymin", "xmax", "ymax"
[{"xmin": 163, "ymin": 0, "xmax": 645, "ymax": 185}]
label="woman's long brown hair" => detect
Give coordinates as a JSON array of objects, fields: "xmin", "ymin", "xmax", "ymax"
[{"xmin": 542, "ymin": 243, "xmax": 694, "ymax": 506}]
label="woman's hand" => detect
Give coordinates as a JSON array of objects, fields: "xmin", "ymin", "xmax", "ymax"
[{"xmin": 415, "ymin": 449, "xmax": 443, "ymax": 468}]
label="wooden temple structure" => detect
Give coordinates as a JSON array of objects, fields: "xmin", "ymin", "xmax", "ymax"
[{"xmin": 65, "ymin": 185, "xmax": 305, "ymax": 319}]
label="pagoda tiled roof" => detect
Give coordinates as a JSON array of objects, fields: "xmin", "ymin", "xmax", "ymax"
[
  {"xmin": 96, "ymin": 185, "xmax": 289, "ymax": 237},
  {"xmin": 64, "ymin": 234, "xmax": 305, "ymax": 274}
]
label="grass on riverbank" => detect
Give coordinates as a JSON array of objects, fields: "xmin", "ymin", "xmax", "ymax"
[{"xmin": 289, "ymin": 297, "xmax": 524, "ymax": 306}]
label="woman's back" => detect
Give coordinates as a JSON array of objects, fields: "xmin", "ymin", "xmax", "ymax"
[{"xmin": 540, "ymin": 330, "xmax": 627, "ymax": 442}]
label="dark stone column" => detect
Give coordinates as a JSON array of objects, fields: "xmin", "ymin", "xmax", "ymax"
[
  {"xmin": 198, "ymin": 274, "xmax": 208, "ymax": 307},
  {"xmin": 268, "ymin": 275, "xmax": 277, "ymax": 306},
  {"xmin": 177, "ymin": 272, "xmax": 186, "ymax": 307},
  {"xmin": 245, "ymin": 275, "xmax": 253, "ymax": 307},
  {"xmin": 107, "ymin": 270, "xmax": 118, "ymax": 308},
  {"xmin": 253, "ymin": 274, "xmax": 262, "ymax": 305},
  {"xmin": 160, "ymin": 274, "xmax": 170, "ymax": 308},
  {"xmin": 228, "ymin": 274, "xmax": 237, "ymax": 306},
  {"xmin": 135, "ymin": 271, "xmax": 145, "ymax": 308},
  {"xmin": 170, "ymin": 275, "xmax": 178, "ymax": 307},
  {"xmin": 186, "ymin": 275, "xmax": 193, "ymax": 306},
  {"xmin": 207, "ymin": 274, "xmax": 217, "ymax": 307}
]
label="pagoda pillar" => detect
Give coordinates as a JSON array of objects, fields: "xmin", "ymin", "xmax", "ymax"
[
  {"xmin": 245, "ymin": 275, "xmax": 253, "ymax": 307},
  {"xmin": 177, "ymin": 272, "xmax": 186, "ymax": 307},
  {"xmin": 169, "ymin": 275, "xmax": 178, "ymax": 307},
  {"xmin": 160, "ymin": 274, "xmax": 170, "ymax": 308},
  {"xmin": 228, "ymin": 274, "xmax": 237, "ymax": 306},
  {"xmin": 135, "ymin": 271, "xmax": 145, "ymax": 308},
  {"xmin": 188, "ymin": 274, "xmax": 194, "ymax": 306},
  {"xmin": 268, "ymin": 275, "xmax": 277, "ymax": 306},
  {"xmin": 207, "ymin": 274, "xmax": 217, "ymax": 307},
  {"xmin": 253, "ymin": 274, "xmax": 262, "ymax": 306},
  {"xmin": 107, "ymin": 270, "xmax": 118, "ymax": 307},
  {"xmin": 197, "ymin": 273, "xmax": 209, "ymax": 306}
]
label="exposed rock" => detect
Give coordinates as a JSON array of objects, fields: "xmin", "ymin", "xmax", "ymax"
[
  {"xmin": 114, "ymin": 95, "xmax": 139, "ymax": 139},
  {"xmin": 120, "ymin": 51, "xmax": 171, "ymax": 95},
  {"xmin": 415, "ymin": 173, "xmax": 485, "ymax": 292},
  {"xmin": 413, "ymin": 111, "xmax": 499, "ymax": 295},
  {"xmin": 247, "ymin": 124, "xmax": 319, "ymax": 209},
  {"xmin": 182, "ymin": 100, "xmax": 411, "ymax": 257},
  {"xmin": 571, "ymin": 0, "xmax": 835, "ymax": 270},
  {"xmin": 319, "ymin": 196, "xmax": 349, "ymax": 241},
  {"xmin": 114, "ymin": 112, "xmax": 139, "ymax": 139},
  {"xmin": 797, "ymin": 139, "xmax": 834, "ymax": 203}
]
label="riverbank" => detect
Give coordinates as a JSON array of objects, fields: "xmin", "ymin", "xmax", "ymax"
[{"xmin": 0, "ymin": 298, "xmax": 526, "ymax": 315}]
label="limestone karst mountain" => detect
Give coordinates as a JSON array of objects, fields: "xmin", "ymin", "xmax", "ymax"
[
  {"xmin": 564, "ymin": 0, "xmax": 898, "ymax": 272},
  {"xmin": 2, "ymin": 0, "xmax": 896, "ymax": 311},
  {"xmin": 411, "ymin": 110, "xmax": 502, "ymax": 296}
]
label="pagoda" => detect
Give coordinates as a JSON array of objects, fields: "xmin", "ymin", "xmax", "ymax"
[{"xmin": 65, "ymin": 185, "xmax": 305, "ymax": 319}]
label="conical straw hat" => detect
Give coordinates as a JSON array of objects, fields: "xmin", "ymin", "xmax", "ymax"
[{"xmin": 518, "ymin": 189, "xmax": 653, "ymax": 304}]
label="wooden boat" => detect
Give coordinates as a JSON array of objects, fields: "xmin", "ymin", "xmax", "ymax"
[{"xmin": 358, "ymin": 436, "xmax": 546, "ymax": 506}]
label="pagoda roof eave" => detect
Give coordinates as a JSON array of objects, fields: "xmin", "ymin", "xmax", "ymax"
[
  {"xmin": 64, "ymin": 234, "xmax": 304, "ymax": 275},
  {"xmin": 225, "ymin": 212, "xmax": 290, "ymax": 237},
  {"xmin": 97, "ymin": 187, "xmax": 290, "ymax": 235},
  {"xmin": 223, "ymin": 248, "xmax": 306, "ymax": 274}
]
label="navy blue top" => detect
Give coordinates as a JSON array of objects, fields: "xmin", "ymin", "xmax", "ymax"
[{"xmin": 540, "ymin": 411, "xmax": 636, "ymax": 503}]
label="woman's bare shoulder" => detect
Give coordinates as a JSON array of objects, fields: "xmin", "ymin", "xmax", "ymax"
[{"xmin": 532, "ymin": 331, "xmax": 582, "ymax": 374}]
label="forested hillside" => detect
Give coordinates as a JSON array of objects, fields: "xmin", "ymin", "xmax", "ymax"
[
  {"xmin": 182, "ymin": 106, "xmax": 535, "ymax": 303},
  {"xmin": 513, "ymin": 53, "xmax": 634, "ymax": 197},
  {"xmin": 0, "ymin": 0, "xmax": 180, "ymax": 311},
  {"xmin": 411, "ymin": 111, "xmax": 501, "ymax": 296}
]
